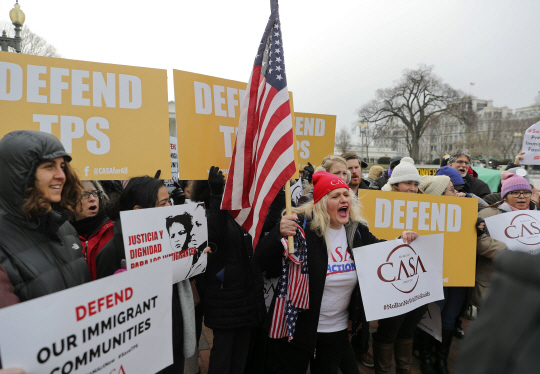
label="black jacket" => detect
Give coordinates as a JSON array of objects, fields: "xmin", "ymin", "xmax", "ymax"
[
  {"xmin": 456, "ymin": 250, "xmax": 540, "ymax": 374},
  {"xmin": 372, "ymin": 170, "xmax": 390, "ymax": 190},
  {"xmin": 463, "ymin": 174, "xmax": 491, "ymax": 198},
  {"xmin": 0, "ymin": 131, "xmax": 91, "ymax": 302},
  {"xmin": 203, "ymin": 194, "xmax": 266, "ymax": 330},
  {"xmin": 255, "ymin": 217, "xmax": 383, "ymax": 352}
]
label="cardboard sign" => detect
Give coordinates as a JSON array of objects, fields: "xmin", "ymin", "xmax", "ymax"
[
  {"xmin": 173, "ymin": 70, "xmax": 300, "ymax": 180},
  {"xmin": 357, "ymin": 189, "xmax": 478, "ymax": 286},
  {"xmin": 164, "ymin": 136, "xmax": 179, "ymax": 188},
  {"xmin": 417, "ymin": 168, "xmax": 439, "ymax": 176},
  {"xmin": 263, "ymin": 277, "xmax": 279, "ymax": 311},
  {"xmin": 0, "ymin": 260, "xmax": 173, "ymax": 374},
  {"xmin": 121, "ymin": 203, "xmax": 208, "ymax": 282},
  {"xmin": 418, "ymin": 302, "xmax": 442, "ymax": 342},
  {"xmin": 353, "ymin": 234, "xmax": 444, "ymax": 321},
  {"xmin": 294, "ymin": 113, "xmax": 336, "ymax": 171},
  {"xmin": 0, "ymin": 53, "xmax": 171, "ymax": 180},
  {"xmin": 484, "ymin": 210, "xmax": 540, "ymax": 255},
  {"xmin": 291, "ymin": 178, "xmax": 303, "ymax": 206},
  {"xmin": 521, "ymin": 120, "xmax": 540, "ymax": 165}
]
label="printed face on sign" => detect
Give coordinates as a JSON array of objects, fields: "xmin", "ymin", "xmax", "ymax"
[
  {"xmin": 189, "ymin": 204, "xmax": 206, "ymax": 249},
  {"xmin": 166, "ymin": 213, "xmax": 192, "ymax": 251},
  {"xmin": 377, "ymin": 244, "xmax": 427, "ymax": 293}
]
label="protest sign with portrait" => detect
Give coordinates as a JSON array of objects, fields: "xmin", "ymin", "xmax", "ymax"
[
  {"xmin": 358, "ymin": 189, "xmax": 477, "ymax": 286},
  {"xmin": 0, "ymin": 53, "xmax": 171, "ymax": 180},
  {"xmin": 121, "ymin": 202, "xmax": 208, "ymax": 282},
  {"xmin": 484, "ymin": 210, "xmax": 540, "ymax": 255},
  {"xmin": 353, "ymin": 234, "xmax": 444, "ymax": 321},
  {"xmin": 0, "ymin": 260, "xmax": 173, "ymax": 374}
]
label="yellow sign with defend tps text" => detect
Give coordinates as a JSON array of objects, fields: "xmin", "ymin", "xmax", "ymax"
[
  {"xmin": 173, "ymin": 70, "xmax": 299, "ymax": 180},
  {"xmin": 294, "ymin": 112, "xmax": 336, "ymax": 171},
  {"xmin": 358, "ymin": 189, "xmax": 477, "ymax": 287},
  {"xmin": 0, "ymin": 53, "xmax": 171, "ymax": 180}
]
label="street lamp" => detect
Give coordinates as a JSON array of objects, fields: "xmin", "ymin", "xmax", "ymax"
[
  {"xmin": 358, "ymin": 122, "xmax": 368, "ymax": 159},
  {"xmin": 0, "ymin": 1, "xmax": 26, "ymax": 53},
  {"xmin": 514, "ymin": 132, "xmax": 522, "ymax": 157}
]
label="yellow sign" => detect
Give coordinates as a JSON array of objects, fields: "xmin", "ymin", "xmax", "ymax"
[
  {"xmin": 173, "ymin": 70, "xmax": 299, "ymax": 180},
  {"xmin": 358, "ymin": 189, "xmax": 477, "ymax": 287},
  {"xmin": 0, "ymin": 53, "xmax": 171, "ymax": 180},
  {"xmin": 417, "ymin": 168, "xmax": 439, "ymax": 176},
  {"xmin": 294, "ymin": 112, "xmax": 336, "ymax": 171}
]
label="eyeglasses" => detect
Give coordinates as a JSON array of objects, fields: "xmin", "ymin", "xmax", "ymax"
[
  {"xmin": 82, "ymin": 190, "xmax": 102, "ymax": 199},
  {"xmin": 509, "ymin": 191, "xmax": 532, "ymax": 198},
  {"xmin": 454, "ymin": 160, "xmax": 470, "ymax": 166},
  {"xmin": 445, "ymin": 187, "xmax": 455, "ymax": 192}
]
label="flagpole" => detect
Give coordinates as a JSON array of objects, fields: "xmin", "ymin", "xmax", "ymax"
[{"xmin": 284, "ymin": 181, "xmax": 295, "ymax": 254}]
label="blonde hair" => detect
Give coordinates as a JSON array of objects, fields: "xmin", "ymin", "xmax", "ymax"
[
  {"xmin": 391, "ymin": 184, "xmax": 424, "ymax": 194},
  {"xmin": 288, "ymin": 187, "xmax": 368, "ymax": 251},
  {"xmin": 317, "ymin": 155, "xmax": 351, "ymax": 184}
]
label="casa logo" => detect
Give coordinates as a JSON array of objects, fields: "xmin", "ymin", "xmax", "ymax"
[
  {"xmin": 504, "ymin": 213, "xmax": 540, "ymax": 246},
  {"xmin": 110, "ymin": 365, "xmax": 127, "ymax": 374},
  {"xmin": 377, "ymin": 244, "xmax": 427, "ymax": 293}
]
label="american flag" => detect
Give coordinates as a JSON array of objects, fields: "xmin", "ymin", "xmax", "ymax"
[
  {"xmin": 221, "ymin": 0, "xmax": 296, "ymax": 249},
  {"xmin": 269, "ymin": 223, "xmax": 309, "ymax": 341}
]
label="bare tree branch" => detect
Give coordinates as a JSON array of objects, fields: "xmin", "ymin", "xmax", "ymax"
[{"xmin": 1, "ymin": 21, "xmax": 61, "ymax": 57}]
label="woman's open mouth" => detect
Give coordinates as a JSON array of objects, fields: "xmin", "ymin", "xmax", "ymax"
[{"xmin": 338, "ymin": 206, "xmax": 349, "ymax": 217}]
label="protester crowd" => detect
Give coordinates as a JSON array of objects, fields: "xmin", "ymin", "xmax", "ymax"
[{"xmin": 0, "ymin": 129, "xmax": 537, "ymax": 374}]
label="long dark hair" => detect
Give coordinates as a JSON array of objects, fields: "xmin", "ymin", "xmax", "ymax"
[
  {"xmin": 106, "ymin": 176, "xmax": 164, "ymax": 220},
  {"xmin": 22, "ymin": 160, "xmax": 83, "ymax": 217}
]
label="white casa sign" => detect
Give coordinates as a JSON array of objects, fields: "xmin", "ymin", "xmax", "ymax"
[
  {"xmin": 484, "ymin": 210, "xmax": 540, "ymax": 255},
  {"xmin": 352, "ymin": 234, "xmax": 445, "ymax": 321}
]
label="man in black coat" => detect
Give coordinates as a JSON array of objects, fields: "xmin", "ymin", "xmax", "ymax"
[
  {"xmin": 447, "ymin": 149, "xmax": 491, "ymax": 198},
  {"xmin": 371, "ymin": 155, "xmax": 403, "ymax": 190},
  {"xmin": 341, "ymin": 152, "xmax": 370, "ymax": 194}
]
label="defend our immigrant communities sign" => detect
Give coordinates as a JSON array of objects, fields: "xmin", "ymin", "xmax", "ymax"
[
  {"xmin": 520, "ymin": 120, "xmax": 540, "ymax": 165},
  {"xmin": 294, "ymin": 112, "xmax": 336, "ymax": 171},
  {"xmin": 173, "ymin": 70, "xmax": 303, "ymax": 180},
  {"xmin": 352, "ymin": 234, "xmax": 444, "ymax": 321},
  {"xmin": 0, "ymin": 260, "xmax": 173, "ymax": 374},
  {"xmin": 0, "ymin": 53, "xmax": 171, "ymax": 180},
  {"xmin": 357, "ymin": 190, "xmax": 477, "ymax": 287},
  {"xmin": 484, "ymin": 210, "xmax": 540, "ymax": 255},
  {"xmin": 121, "ymin": 202, "xmax": 208, "ymax": 283}
]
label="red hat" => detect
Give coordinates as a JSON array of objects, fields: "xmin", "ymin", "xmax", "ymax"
[{"xmin": 312, "ymin": 171, "xmax": 349, "ymax": 203}]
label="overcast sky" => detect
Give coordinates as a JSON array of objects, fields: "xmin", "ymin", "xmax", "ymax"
[{"xmin": 1, "ymin": 0, "xmax": 539, "ymax": 137}]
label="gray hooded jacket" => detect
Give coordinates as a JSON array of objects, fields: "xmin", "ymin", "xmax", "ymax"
[{"xmin": 0, "ymin": 131, "xmax": 90, "ymax": 301}]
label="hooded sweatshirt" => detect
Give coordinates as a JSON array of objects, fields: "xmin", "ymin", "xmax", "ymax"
[{"xmin": 0, "ymin": 131, "xmax": 91, "ymax": 301}]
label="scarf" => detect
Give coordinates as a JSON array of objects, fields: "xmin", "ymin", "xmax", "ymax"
[{"xmin": 269, "ymin": 221, "xmax": 309, "ymax": 341}]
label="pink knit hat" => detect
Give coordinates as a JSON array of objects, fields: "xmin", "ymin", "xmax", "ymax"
[{"xmin": 501, "ymin": 171, "xmax": 531, "ymax": 198}]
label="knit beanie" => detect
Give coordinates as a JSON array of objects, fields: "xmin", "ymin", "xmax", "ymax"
[
  {"xmin": 312, "ymin": 171, "xmax": 349, "ymax": 203},
  {"xmin": 420, "ymin": 175, "xmax": 451, "ymax": 196},
  {"xmin": 435, "ymin": 166, "xmax": 464, "ymax": 187},
  {"xmin": 501, "ymin": 171, "xmax": 531, "ymax": 198},
  {"xmin": 368, "ymin": 165, "xmax": 385, "ymax": 181},
  {"xmin": 506, "ymin": 167, "xmax": 532, "ymax": 186},
  {"xmin": 387, "ymin": 157, "xmax": 421, "ymax": 185}
]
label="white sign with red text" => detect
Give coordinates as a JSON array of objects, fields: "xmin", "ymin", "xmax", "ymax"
[
  {"xmin": 484, "ymin": 210, "xmax": 540, "ymax": 255},
  {"xmin": 121, "ymin": 203, "xmax": 208, "ymax": 283},
  {"xmin": 521, "ymin": 121, "xmax": 540, "ymax": 165},
  {"xmin": 0, "ymin": 260, "xmax": 173, "ymax": 374},
  {"xmin": 352, "ymin": 234, "xmax": 444, "ymax": 321}
]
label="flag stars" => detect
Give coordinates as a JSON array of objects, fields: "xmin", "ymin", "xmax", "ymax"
[
  {"xmin": 275, "ymin": 49, "xmax": 281, "ymax": 54},
  {"xmin": 274, "ymin": 32, "xmax": 280, "ymax": 37},
  {"xmin": 269, "ymin": 68, "xmax": 273, "ymax": 74},
  {"xmin": 275, "ymin": 40, "xmax": 280, "ymax": 45},
  {"xmin": 276, "ymin": 75, "xmax": 283, "ymax": 81},
  {"xmin": 275, "ymin": 66, "xmax": 282, "ymax": 72},
  {"xmin": 276, "ymin": 57, "xmax": 282, "ymax": 63}
]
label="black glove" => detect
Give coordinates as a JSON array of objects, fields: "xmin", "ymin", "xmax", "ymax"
[
  {"xmin": 169, "ymin": 187, "xmax": 186, "ymax": 205},
  {"xmin": 476, "ymin": 217, "xmax": 486, "ymax": 237},
  {"xmin": 303, "ymin": 162, "xmax": 315, "ymax": 184},
  {"xmin": 208, "ymin": 166, "xmax": 225, "ymax": 195}
]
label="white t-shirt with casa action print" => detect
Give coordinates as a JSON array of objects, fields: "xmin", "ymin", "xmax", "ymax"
[{"xmin": 317, "ymin": 226, "xmax": 359, "ymax": 333}]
